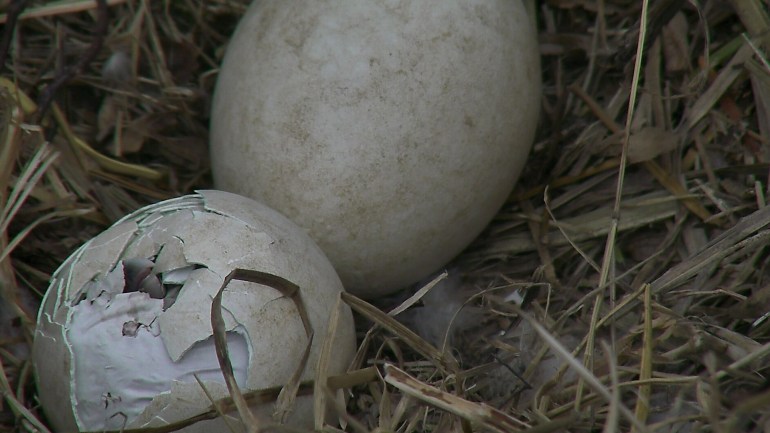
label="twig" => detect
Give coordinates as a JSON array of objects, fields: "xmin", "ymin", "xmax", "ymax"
[
  {"xmin": 0, "ymin": 0, "xmax": 29, "ymax": 72},
  {"xmin": 35, "ymin": 0, "xmax": 109, "ymax": 120},
  {"xmin": 615, "ymin": 0, "xmax": 687, "ymax": 63}
]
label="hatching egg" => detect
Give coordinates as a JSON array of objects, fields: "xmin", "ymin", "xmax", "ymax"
[
  {"xmin": 32, "ymin": 190, "xmax": 356, "ymax": 432},
  {"xmin": 210, "ymin": 0, "xmax": 541, "ymax": 298}
]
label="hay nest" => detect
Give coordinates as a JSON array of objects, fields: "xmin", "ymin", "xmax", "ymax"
[{"xmin": 1, "ymin": 0, "xmax": 770, "ymax": 432}]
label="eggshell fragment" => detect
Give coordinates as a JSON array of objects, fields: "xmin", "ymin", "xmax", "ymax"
[
  {"xmin": 210, "ymin": 0, "xmax": 542, "ymax": 297},
  {"xmin": 32, "ymin": 190, "xmax": 356, "ymax": 432}
]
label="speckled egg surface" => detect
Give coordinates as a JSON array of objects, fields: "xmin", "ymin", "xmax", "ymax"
[{"xmin": 210, "ymin": 0, "xmax": 541, "ymax": 298}]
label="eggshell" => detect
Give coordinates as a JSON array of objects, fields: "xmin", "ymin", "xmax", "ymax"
[
  {"xmin": 32, "ymin": 190, "xmax": 356, "ymax": 432},
  {"xmin": 210, "ymin": 0, "xmax": 541, "ymax": 297}
]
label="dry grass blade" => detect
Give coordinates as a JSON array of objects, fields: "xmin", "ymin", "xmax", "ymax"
[
  {"xmin": 213, "ymin": 268, "xmax": 315, "ymax": 425},
  {"xmin": 52, "ymin": 104, "xmax": 164, "ymax": 181},
  {"xmin": 320, "ymin": 387, "xmax": 370, "ymax": 433},
  {"xmin": 714, "ymin": 341, "xmax": 770, "ymax": 381},
  {"xmin": 314, "ymin": 294, "xmax": 344, "ymax": 430},
  {"xmin": 326, "ymin": 367, "xmax": 378, "ymax": 390},
  {"xmin": 580, "ymin": 0, "xmax": 652, "ymax": 410},
  {"xmin": 193, "ymin": 374, "xmax": 241, "ymax": 433},
  {"xmin": 684, "ymin": 43, "xmax": 754, "ymax": 129},
  {"xmin": 0, "ymin": 207, "xmax": 93, "ymax": 266},
  {"xmin": 543, "ymin": 188, "xmax": 600, "ymax": 274},
  {"xmin": 0, "ymin": 0, "xmax": 130, "ymax": 23},
  {"xmin": 631, "ymin": 284, "xmax": 653, "ymax": 432},
  {"xmin": 0, "ymin": 77, "xmax": 163, "ymax": 181},
  {"xmin": 0, "ymin": 142, "xmax": 58, "ymax": 331},
  {"xmin": 472, "ymin": 192, "xmax": 678, "ymax": 259},
  {"xmin": 275, "ymin": 330, "xmax": 315, "ymax": 424},
  {"xmin": 383, "ymin": 364, "xmax": 530, "ymax": 433},
  {"xmin": 504, "ymin": 302, "xmax": 651, "ymax": 433},
  {"xmin": 0, "ymin": 77, "xmax": 37, "ymax": 113},
  {"xmin": 730, "ymin": 387, "xmax": 770, "ymax": 415},
  {"xmin": 387, "ymin": 270, "xmax": 448, "ymax": 317},
  {"xmin": 211, "ymin": 269, "xmax": 261, "ymax": 433},
  {"xmin": 218, "ymin": 269, "xmax": 314, "ymax": 422},
  {"xmin": 600, "ymin": 341, "xmax": 620, "ymax": 433},
  {"xmin": 340, "ymin": 292, "xmax": 459, "ymax": 372},
  {"xmin": 0, "ymin": 87, "xmax": 21, "ymax": 197},
  {"xmin": 0, "ymin": 144, "xmax": 58, "ymax": 237},
  {"xmin": 601, "ymin": 0, "xmax": 651, "ymax": 283},
  {"xmin": 642, "ymin": 160, "xmax": 716, "ymax": 224},
  {"xmin": 650, "ymin": 204, "xmax": 770, "ymax": 294},
  {"xmin": 569, "ymin": 76, "xmax": 715, "ymax": 224},
  {"xmin": 0, "ymin": 357, "xmax": 51, "ymax": 433},
  {"xmin": 728, "ymin": 0, "xmax": 770, "ymax": 46}
]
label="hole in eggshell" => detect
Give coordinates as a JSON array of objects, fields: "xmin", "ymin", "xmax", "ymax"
[
  {"xmin": 72, "ymin": 255, "xmax": 206, "ymax": 310},
  {"xmin": 121, "ymin": 320, "xmax": 141, "ymax": 337}
]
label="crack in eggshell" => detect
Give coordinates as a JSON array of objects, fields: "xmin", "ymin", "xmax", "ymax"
[
  {"xmin": 153, "ymin": 236, "xmax": 188, "ymax": 274},
  {"xmin": 176, "ymin": 210, "xmax": 279, "ymax": 277},
  {"xmin": 157, "ymin": 265, "xmax": 309, "ymax": 391},
  {"xmin": 219, "ymin": 279, "xmax": 307, "ymax": 391},
  {"xmin": 68, "ymin": 291, "xmax": 164, "ymax": 429},
  {"xmin": 128, "ymin": 381, "xmax": 233, "ymax": 431},
  {"xmin": 32, "ymin": 313, "xmax": 78, "ymax": 432},
  {"xmin": 64, "ymin": 220, "xmax": 137, "ymax": 307},
  {"xmin": 160, "ymin": 265, "xmax": 196, "ymax": 286},
  {"xmin": 43, "ymin": 280, "xmax": 70, "ymax": 333},
  {"xmin": 125, "ymin": 194, "xmax": 202, "ymax": 225},
  {"xmin": 122, "ymin": 210, "xmax": 196, "ymax": 261},
  {"xmin": 200, "ymin": 189, "xmax": 298, "ymax": 248},
  {"xmin": 82, "ymin": 262, "xmax": 126, "ymax": 302},
  {"xmin": 31, "ymin": 221, "xmax": 139, "ymax": 433},
  {"xmin": 158, "ymin": 267, "xmax": 239, "ymax": 361}
]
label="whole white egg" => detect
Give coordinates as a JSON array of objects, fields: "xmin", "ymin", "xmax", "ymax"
[
  {"xmin": 32, "ymin": 190, "xmax": 356, "ymax": 432},
  {"xmin": 210, "ymin": 0, "xmax": 541, "ymax": 298}
]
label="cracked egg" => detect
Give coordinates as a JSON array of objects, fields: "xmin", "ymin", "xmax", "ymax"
[{"xmin": 32, "ymin": 190, "xmax": 356, "ymax": 432}]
